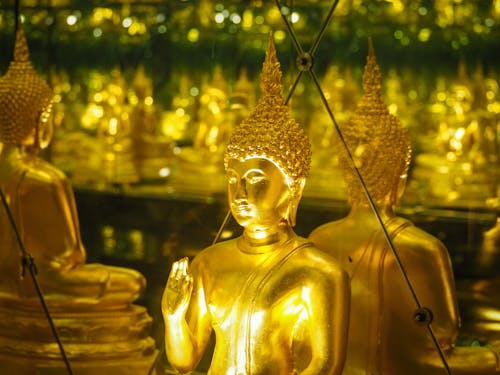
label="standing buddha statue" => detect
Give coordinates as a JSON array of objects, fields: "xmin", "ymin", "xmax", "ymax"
[
  {"xmin": 0, "ymin": 26, "xmax": 155, "ymax": 374},
  {"xmin": 309, "ymin": 39, "xmax": 500, "ymax": 375},
  {"xmin": 162, "ymin": 34, "xmax": 350, "ymax": 375}
]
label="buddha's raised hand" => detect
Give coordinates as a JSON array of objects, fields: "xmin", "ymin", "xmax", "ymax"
[{"xmin": 162, "ymin": 257, "xmax": 193, "ymax": 316}]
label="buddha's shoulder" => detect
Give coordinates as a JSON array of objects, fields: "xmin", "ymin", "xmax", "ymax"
[
  {"xmin": 21, "ymin": 157, "xmax": 67, "ymax": 184},
  {"xmin": 309, "ymin": 218, "xmax": 349, "ymax": 241},
  {"xmin": 291, "ymin": 238, "xmax": 347, "ymax": 276},
  {"xmin": 394, "ymin": 222, "xmax": 448, "ymax": 256},
  {"xmin": 192, "ymin": 238, "xmax": 239, "ymax": 260}
]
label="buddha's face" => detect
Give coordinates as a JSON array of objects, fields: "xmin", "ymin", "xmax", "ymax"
[{"xmin": 226, "ymin": 157, "xmax": 292, "ymax": 229}]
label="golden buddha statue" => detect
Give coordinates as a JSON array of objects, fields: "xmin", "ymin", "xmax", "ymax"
[
  {"xmin": 0, "ymin": 26, "xmax": 155, "ymax": 373},
  {"xmin": 309, "ymin": 39, "xmax": 500, "ymax": 375},
  {"xmin": 162, "ymin": 34, "xmax": 349, "ymax": 375},
  {"xmin": 129, "ymin": 64, "xmax": 173, "ymax": 181}
]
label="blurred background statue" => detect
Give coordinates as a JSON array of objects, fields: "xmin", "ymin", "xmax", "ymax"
[
  {"xmin": 162, "ymin": 34, "xmax": 350, "ymax": 375},
  {"xmin": 309, "ymin": 39, "xmax": 500, "ymax": 375},
  {"xmin": 0, "ymin": 26, "xmax": 155, "ymax": 374}
]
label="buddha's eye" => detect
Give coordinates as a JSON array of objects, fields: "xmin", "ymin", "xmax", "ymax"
[{"xmin": 246, "ymin": 171, "xmax": 267, "ymax": 185}]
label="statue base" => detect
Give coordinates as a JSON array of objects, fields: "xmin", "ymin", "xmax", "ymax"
[
  {"xmin": 0, "ymin": 301, "xmax": 157, "ymax": 375},
  {"xmin": 0, "ymin": 353, "xmax": 157, "ymax": 375}
]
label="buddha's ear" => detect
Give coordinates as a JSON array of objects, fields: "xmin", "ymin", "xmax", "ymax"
[
  {"xmin": 285, "ymin": 178, "xmax": 305, "ymax": 227},
  {"xmin": 391, "ymin": 174, "xmax": 407, "ymax": 206},
  {"xmin": 36, "ymin": 103, "xmax": 54, "ymax": 150}
]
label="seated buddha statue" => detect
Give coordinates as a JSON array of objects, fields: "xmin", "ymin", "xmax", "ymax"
[
  {"xmin": 309, "ymin": 39, "xmax": 500, "ymax": 375},
  {"xmin": 0, "ymin": 26, "xmax": 155, "ymax": 374},
  {"xmin": 162, "ymin": 34, "xmax": 350, "ymax": 375}
]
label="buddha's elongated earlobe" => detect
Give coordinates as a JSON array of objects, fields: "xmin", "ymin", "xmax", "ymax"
[
  {"xmin": 285, "ymin": 178, "xmax": 305, "ymax": 227},
  {"xmin": 36, "ymin": 104, "xmax": 54, "ymax": 150}
]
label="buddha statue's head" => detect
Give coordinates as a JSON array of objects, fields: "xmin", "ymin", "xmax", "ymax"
[
  {"xmin": 0, "ymin": 26, "xmax": 53, "ymax": 150},
  {"xmin": 224, "ymin": 34, "xmax": 311, "ymax": 228},
  {"xmin": 339, "ymin": 39, "xmax": 411, "ymax": 207}
]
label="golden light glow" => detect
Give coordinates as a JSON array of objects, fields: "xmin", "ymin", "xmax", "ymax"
[
  {"xmin": 122, "ymin": 17, "xmax": 132, "ymax": 28},
  {"xmin": 446, "ymin": 151, "xmax": 457, "ymax": 162},
  {"xmin": 90, "ymin": 104, "xmax": 103, "ymax": 118},
  {"xmin": 66, "ymin": 15, "xmax": 77, "ymax": 26},
  {"xmin": 388, "ymin": 103, "xmax": 398, "ymax": 115},
  {"xmin": 108, "ymin": 118, "xmax": 118, "ymax": 136},
  {"xmin": 187, "ymin": 28, "xmax": 199, "ymax": 42},
  {"xmin": 159, "ymin": 168, "xmax": 171, "ymax": 177},
  {"xmin": 387, "ymin": 0, "xmax": 404, "ymax": 13},
  {"xmin": 418, "ymin": 28, "xmax": 432, "ymax": 42},
  {"xmin": 274, "ymin": 30, "xmax": 286, "ymax": 42},
  {"xmin": 242, "ymin": 10, "xmax": 253, "ymax": 29}
]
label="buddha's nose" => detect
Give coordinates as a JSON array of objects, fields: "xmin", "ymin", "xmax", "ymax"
[{"xmin": 235, "ymin": 178, "xmax": 248, "ymax": 199}]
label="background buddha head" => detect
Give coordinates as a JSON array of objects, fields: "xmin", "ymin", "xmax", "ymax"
[
  {"xmin": 0, "ymin": 26, "xmax": 53, "ymax": 150},
  {"xmin": 224, "ymin": 33, "xmax": 311, "ymax": 228},
  {"xmin": 338, "ymin": 39, "xmax": 411, "ymax": 207}
]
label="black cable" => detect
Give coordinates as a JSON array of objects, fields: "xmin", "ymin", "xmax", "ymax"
[{"xmin": 0, "ymin": 188, "xmax": 74, "ymax": 374}]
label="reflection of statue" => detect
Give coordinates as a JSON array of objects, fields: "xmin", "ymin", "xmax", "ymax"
[
  {"xmin": 309, "ymin": 40, "xmax": 500, "ymax": 375},
  {"xmin": 194, "ymin": 65, "xmax": 230, "ymax": 155},
  {"xmin": 129, "ymin": 64, "xmax": 173, "ymax": 181},
  {"xmin": 171, "ymin": 67, "xmax": 257, "ymax": 194},
  {"xmin": 0, "ymin": 27, "xmax": 155, "ymax": 373},
  {"xmin": 412, "ymin": 60, "xmax": 498, "ymax": 207},
  {"xmin": 162, "ymin": 34, "xmax": 349, "ymax": 375},
  {"xmin": 73, "ymin": 67, "xmax": 139, "ymax": 184},
  {"xmin": 227, "ymin": 67, "xmax": 255, "ymax": 128}
]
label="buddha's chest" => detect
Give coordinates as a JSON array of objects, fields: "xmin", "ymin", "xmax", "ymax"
[{"xmin": 205, "ymin": 263, "xmax": 305, "ymax": 334}]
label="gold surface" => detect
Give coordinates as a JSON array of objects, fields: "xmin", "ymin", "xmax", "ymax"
[{"xmin": 162, "ymin": 34, "xmax": 349, "ymax": 375}]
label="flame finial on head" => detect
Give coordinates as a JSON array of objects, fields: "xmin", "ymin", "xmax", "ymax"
[
  {"xmin": 362, "ymin": 38, "xmax": 382, "ymax": 95},
  {"xmin": 13, "ymin": 26, "xmax": 30, "ymax": 62},
  {"xmin": 339, "ymin": 37, "xmax": 411, "ymax": 204},
  {"xmin": 260, "ymin": 32, "xmax": 282, "ymax": 97},
  {"xmin": 0, "ymin": 25, "xmax": 53, "ymax": 145},
  {"xmin": 224, "ymin": 32, "xmax": 311, "ymax": 183}
]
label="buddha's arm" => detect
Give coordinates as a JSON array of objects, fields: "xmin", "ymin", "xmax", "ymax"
[
  {"xmin": 19, "ymin": 171, "xmax": 85, "ymax": 268},
  {"xmin": 162, "ymin": 258, "xmax": 212, "ymax": 373},
  {"xmin": 60, "ymin": 177, "xmax": 86, "ymax": 259},
  {"xmin": 414, "ymin": 240, "xmax": 460, "ymax": 348},
  {"xmin": 441, "ymin": 347, "xmax": 500, "ymax": 374},
  {"xmin": 300, "ymin": 265, "xmax": 350, "ymax": 375},
  {"xmin": 405, "ymin": 235, "xmax": 499, "ymax": 373}
]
